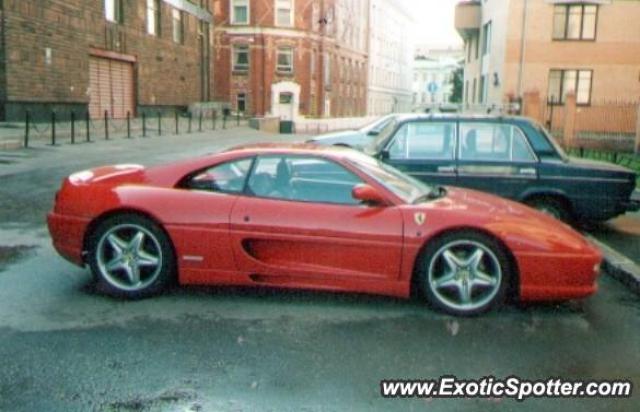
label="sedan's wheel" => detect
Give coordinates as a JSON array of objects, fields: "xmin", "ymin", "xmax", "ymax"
[
  {"xmin": 417, "ymin": 232, "xmax": 511, "ymax": 316},
  {"xmin": 525, "ymin": 197, "xmax": 571, "ymax": 223},
  {"xmin": 88, "ymin": 214, "xmax": 175, "ymax": 298}
]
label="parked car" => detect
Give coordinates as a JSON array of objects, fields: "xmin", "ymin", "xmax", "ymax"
[
  {"xmin": 306, "ymin": 113, "xmax": 400, "ymax": 149},
  {"xmin": 362, "ymin": 114, "xmax": 639, "ymax": 222},
  {"xmin": 48, "ymin": 144, "xmax": 601, "ymax": 316}
]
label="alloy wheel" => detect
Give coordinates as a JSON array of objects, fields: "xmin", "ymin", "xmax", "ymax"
[
  {"xmin": 96, "ymin": 224, "xmax": 163, "ymax": 292},
  {"xmin": 428, "ymin": 240, "xmax": 503, "ymax": 312}
]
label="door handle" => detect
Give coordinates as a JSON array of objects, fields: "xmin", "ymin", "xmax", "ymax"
[
  {"xmin": 519, "ymin": 168, "xmax": 536, "ymax": 176},
  {"xmin": 437, "ymin": 166, "xmax": 456, "ymax": 173},
  {"xmin": 243, "ymin": 215, "xmax": 250, "ymax": 222}
]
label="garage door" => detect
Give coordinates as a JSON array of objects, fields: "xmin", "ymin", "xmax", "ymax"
[{"xmin": 89, "ymin": 57, "xmax": 134, "ymax": 119}]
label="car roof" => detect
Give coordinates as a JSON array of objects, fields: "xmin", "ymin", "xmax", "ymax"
[{"xmin": 392, "ymin": 113, "xmax": 534, "ymax": 123}]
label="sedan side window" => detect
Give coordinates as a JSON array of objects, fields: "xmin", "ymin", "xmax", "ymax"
[
  {"xmin": 459, "ymin": 123, "xmax": 536, "ymax": 162},
  {"xmin": 387, "ymin": 122, "xmax": 456, "ymax": 160},
  {"xmin": 184, "ymin": 158, "xmax": 253, "ymax": 193},
  {"xmin": 247, "ymin": 155, "xmax": 363, "ymax": 205}
]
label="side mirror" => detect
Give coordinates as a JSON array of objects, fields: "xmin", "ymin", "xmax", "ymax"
[
  {"xmin": 379, "ymin": 149, "xmax": 390, "ymax": 160},
  {"xmin": 352, "ymin": 184, "xmax": 388, "ymax": 206}
]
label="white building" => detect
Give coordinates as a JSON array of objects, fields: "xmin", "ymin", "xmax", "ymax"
[
  {"xmin": 412, "ymin": 48, "xmax": 463, "ymax": 111},
  {"xmin": 367, "ymin": 0, "xmax": 414, "ymax": 115}
]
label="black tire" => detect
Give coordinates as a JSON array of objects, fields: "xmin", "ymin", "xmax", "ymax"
[
  {"xmin": 87, "ymin": 213, "xmax": 176, "ymax": 299},
  {"xmin": 416, "ymin": 231, "xmax": 512, "ymax": 316},
  {"xmin": 525, "ymin": 196, "xmax": 572, "ymax": 223}
]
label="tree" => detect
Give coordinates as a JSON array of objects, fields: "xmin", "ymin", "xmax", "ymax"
[{"xmin": 450, "ymin": 66, "xmax": 464, "ymax": 103}]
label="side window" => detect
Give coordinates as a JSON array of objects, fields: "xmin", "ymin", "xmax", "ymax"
[
  {"xmin": 387, "ymin": 122, "xmax": 456, "ymax": 160},
  {"xmin": 247, "ymin": 156, "xmax": 363, "ymax": 205},
  {"xmin": 184, "ymin": 158, "xmax": 253, "ymax": 193},
  {"xmin": 459, "ymin": 123, "xmax": 535, "ymax": 162}
]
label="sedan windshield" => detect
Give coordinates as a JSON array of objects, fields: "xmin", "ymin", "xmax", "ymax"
[
  {"xmin": 347, "ymin": 154, "xmax": 436, "ymax": 204},
  {"xmin": 366, "ymin": 118, "xmax": 399, "ymax": 154},
  {"xmin": 359, "ymin": 115, "xmax": 394, "ymax": 135}
]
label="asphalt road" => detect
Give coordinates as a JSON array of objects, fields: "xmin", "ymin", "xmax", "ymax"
[{"xmin": 0, "ymin": 130, "xmax": 639, "ymax": 411}]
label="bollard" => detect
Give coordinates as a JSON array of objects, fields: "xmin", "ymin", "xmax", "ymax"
[
  {"xmin": 158, "ymin": 111, "xmax": 162, "ymax": 136},
  {"xmin": 126, "ymin": 111, "xmax": 131, "ymax": 139},
  {"xmin": 70, "ymin": 111, "xmax": 76, "ymax": 144},
  {"xmin": 175, "ymin": 110, "xmax": 179, "ymax": 135},
  {"xmin": 188, "ymin": 112, "xmax": 192, "ymax": 133},
  {"xmin": 142, "ymin": 112, "xmax": 147, "ymax": 137},
  {"xmin": 24, "ymin": 111, "xmax": 30, "ymax": 148},
  {"xmin": 104, "ymin": 110, "xmax": 109, "ymax": 140},
  {"xmin": 51, "ymin": 111, "xmax": 57, "ymax": 146},
  {"xmin": 223, "ymin": 114, "xmax": 227, "ymax": 130},
  {"xmin": 199, "ymin": 111, "xmax": 203, "ymax": 132},
  {"xmin": 85, "ymin": 111, "xmax": 91, "ymax": 142},
  {"xmin": 237, "ymin": 112, "xmax": 240, "ymax": 126}
]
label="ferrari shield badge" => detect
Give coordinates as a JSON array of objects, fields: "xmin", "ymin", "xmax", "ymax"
[{"xmin": 414, "ymin": 212, "xmax": 426, "ymax": 226}]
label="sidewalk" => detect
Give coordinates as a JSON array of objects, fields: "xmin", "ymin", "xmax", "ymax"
[{"xmin": 0, "ymin": 114, "xmax": 249, "ymax": 150}]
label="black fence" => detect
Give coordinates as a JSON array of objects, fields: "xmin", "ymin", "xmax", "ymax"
[{"xmin": 20, "ymin": 109, "xmax": 250, "ymax": 148}]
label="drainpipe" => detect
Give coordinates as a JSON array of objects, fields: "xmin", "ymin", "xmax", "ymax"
[{"xmin": 516, "ymin": 0, "xmax": 529, "ymax": 110}]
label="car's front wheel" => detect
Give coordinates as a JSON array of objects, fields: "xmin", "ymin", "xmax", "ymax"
[
  {"xmin": 417, "ymin": 231, "xmax": 511, "ymax": 316},
  {"xmin": 525, "ymin": 196, "xmax": 572, "ymax": 223},
  {"xmin": 88, "ymin": 214, "xmax": 175, "ymax": 298}
]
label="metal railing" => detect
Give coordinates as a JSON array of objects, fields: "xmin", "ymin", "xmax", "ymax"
[{"xmin": 18, "ymin": 109, "xmax": 251, "ymax": 148}]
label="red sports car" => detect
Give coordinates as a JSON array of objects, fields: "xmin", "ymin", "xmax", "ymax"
[{"xmin": 47, "ymin": 144, "xmax": 602, "ymax": 316}]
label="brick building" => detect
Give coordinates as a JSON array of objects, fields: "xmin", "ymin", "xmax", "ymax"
[
  {"xmin": 212, "ymin": 0, "xmax": 369, "ymax": 119},
  {"xmin": 455, "ymin": 0, "xmax": 640, "ymax": 109},
  {"xmin": 0, "ymin": 0, "xmax": 214, "ymax": 121}
]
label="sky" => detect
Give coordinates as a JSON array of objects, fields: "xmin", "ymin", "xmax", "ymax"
[{"xmin": 408, "ymin": 0, "xmax": 463, "ymax": 49}]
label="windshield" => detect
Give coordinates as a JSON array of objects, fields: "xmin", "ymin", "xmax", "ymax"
[
  {"xmin": 359, "ymin": 115, "xmax": 394, "ymax": 134},
  {"xmin": 347, "ymin": 154, "xmax": 434, "ymax": 204},
  {"xmin": 536, "ymin": 123, "xmax": 568, "ymax": 160},
  {"xmin": 366, "ymin": 118, "xmax": 399, "ymax": 154}
]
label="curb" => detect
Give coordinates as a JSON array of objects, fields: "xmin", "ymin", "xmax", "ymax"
[
  {"xmin": 588, "ymin": 236, "xmax": 640, "ymax": 295},
  {"xmin": 0, "ymin": 140, "xmax": 23, "ymax": 151}
]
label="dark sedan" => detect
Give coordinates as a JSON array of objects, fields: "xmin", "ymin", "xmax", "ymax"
[{"xmin": 360, "ymin": 114, "xmax": 638, "ymax": 222}]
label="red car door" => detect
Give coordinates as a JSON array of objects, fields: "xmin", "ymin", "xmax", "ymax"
[{"xmin": 229, "ymin": 155, "xmax": 404, "ymax": 286}]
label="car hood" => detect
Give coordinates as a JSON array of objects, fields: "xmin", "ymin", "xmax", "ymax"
[
  {"xmin": 566, "ymin": 156, "xmax": 635, "ymax": 175},
  {"xmin": 407, "ymin": 187, "xmax": 596, "ymax": 254}
]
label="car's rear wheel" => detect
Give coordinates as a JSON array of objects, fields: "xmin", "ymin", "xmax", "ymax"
[
  {"xmin": 88, "ymin": 214, "xmax": 175, "ymax": 298},
  {"xmin": 525, "ymin": 196, "xmax": 572, "ymax": 223},
  {"xmin": 417, "ymin": 231, "xmax": 511, "ymax": 316}
]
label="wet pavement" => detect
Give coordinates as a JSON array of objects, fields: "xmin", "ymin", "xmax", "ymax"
[{"xmin": 0, "ymin": 129, "xmax": 639, "ymax": 411}]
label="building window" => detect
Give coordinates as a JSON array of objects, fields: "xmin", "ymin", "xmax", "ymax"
[
  {"xmin": 324, "ymin": 53, "xmax": 331, "ymax": 87},
  {"xmin": 464, "ymin": 80, "xmax": 469, "ymax": 104},
  {"xmin": 547, "ymin": 69, "xmax": 593, "ymax": 105},
  {"xmin": 105, "ymin": 0, "xmax": 123, "ymax": 23},
  {"xmin": 275, "ymin": 0, "xmax": 293, "ymax": 27},
  {"xmin": 479, "ymin": 75, "xmax": 486, "ymax": 103},
  {"xmin": 553, "ymin": 4, "xmax": 597, "ymax": 40},
  {"xmin": 472, "ymin": 78, "xmax": 477, "ymax": 103},
  {"xmin": 474, "ymin": 33, "xmax": 479, "ymax": 60},
  {"xmin": 277, "ymin": 47, "xmax": 293, "ymax": 74},
  {"xmin": 237, "ymin": 93, "xmax": 247, "ymax": 112},
  {"xmin": 233, "ymin": 44, "xmax": 250, "ymax": 72},
  {"xmin": 172, "ymin": 9, "xmax": 184, "ymax": 44},
  {"xmin": 146, "ymin": 0, "xmax": 161, "ymax": 36},
  {"xmin": 231, "ymin": 0, "xmax": 249, "ymax": 24},
  {"xmin": 482, "ymin": 21, "xmax": 492, "ymax": 55}
]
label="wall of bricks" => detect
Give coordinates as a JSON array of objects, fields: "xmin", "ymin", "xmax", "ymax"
[
  {"xmin": 0, "ymin": 0, "xmax": 214, "ymax": 121},
  {"xmin": 212, "ymin": 0, "xmax": 368, "ymax": 118}
]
